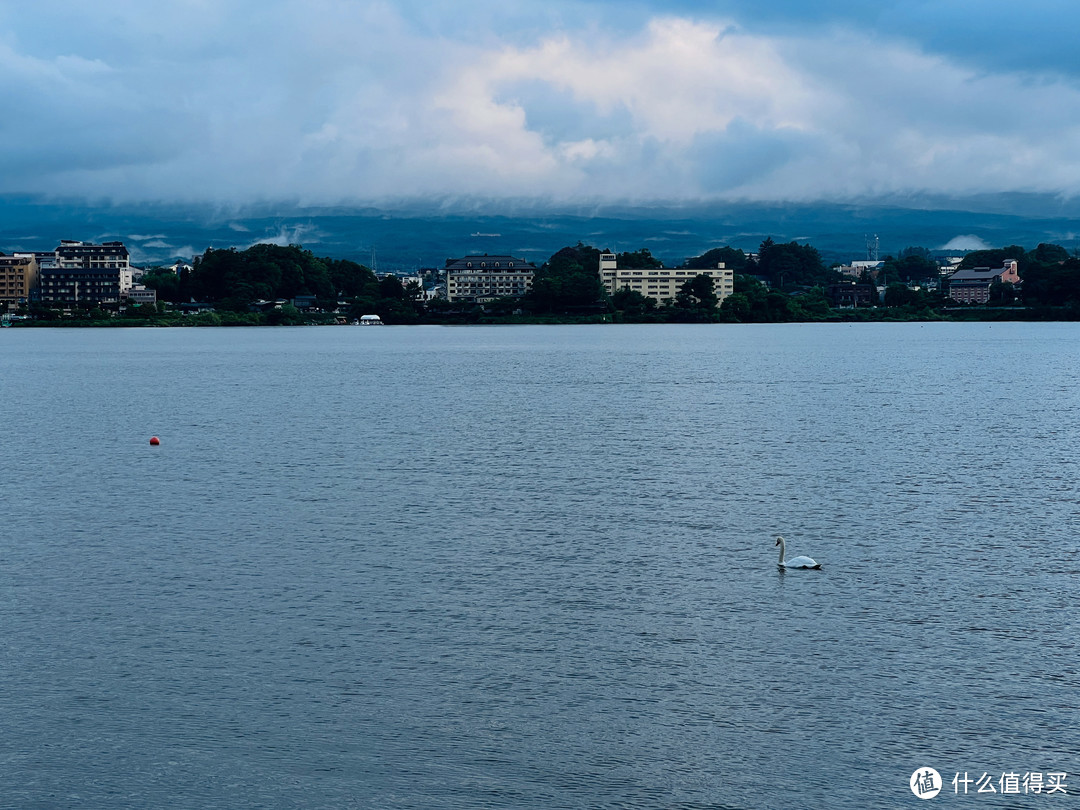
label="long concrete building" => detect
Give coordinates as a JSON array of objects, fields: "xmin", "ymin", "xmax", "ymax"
[{"xmin": 598, "ymin": 252, "xmax": 734, "ymax": 306}]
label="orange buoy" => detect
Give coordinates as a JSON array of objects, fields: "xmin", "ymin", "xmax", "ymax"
[{"xmin": 149, "ymin": 436, "xmax": 161, "ymax": 446}]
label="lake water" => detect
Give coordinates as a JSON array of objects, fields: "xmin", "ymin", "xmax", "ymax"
[{"xmin": 1, "ymin": 323, "xmax": 1077, "ymax": 808}]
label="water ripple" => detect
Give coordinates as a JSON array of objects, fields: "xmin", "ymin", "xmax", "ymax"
[{"xmin": 1, "ymin": 323, "xmax": 1078, "ymax": 808}]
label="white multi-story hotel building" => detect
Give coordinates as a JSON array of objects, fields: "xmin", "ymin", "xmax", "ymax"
[
  {"xmin": 598, "ymin": 252, "xmax": 734, "ymax": 306},
  {"xmin": 445, "ymin": 255, "xmax": 536, "ymax": 303}
]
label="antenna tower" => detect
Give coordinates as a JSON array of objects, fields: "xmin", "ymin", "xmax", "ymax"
[{"xmin": 865, "ymin": 234, "xmax": 880, "ymax": 262}]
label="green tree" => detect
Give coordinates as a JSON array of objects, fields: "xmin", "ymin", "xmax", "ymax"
[
  {"xmin": 192, "ymin": 311, "xmax": 222, "ymax": 326},
  {"xmin": 797, "ymin": 287, "xmax": 831, "ymax": 317},
  {"xmin": 140, "ymin": 267, "xmax": 182, "ymax": 302},
  {"xmin": 957, "ymin": 245, "xmax": 1026, "ymax": 271},
  {"xmin": 1022, "ymin": 256, "xmax": 1080, "ymax": 306},
  {"xmin": 616, "ymin": 248, "xmax": 663, "ymax": 268},
  {"xmin": 900, "ymin": 246, "xmax": 932, "ymax": 261},
  {"xmin": 376, "ymin": 297, "xmax": 423, "ymax": 325},
  {"xmin": 378, "ymin": 274, "xmax": 405, "ymax": 300},
  {"xmin": 265, "ymin": 303, "xmax": 305, "ymax": 325},
  {"xmin": 189, "ymin": 244, "xmax": 335, "ymax": 307},
  {"xmin": 988, "ymin": 281, "xmax": 1019, "ymax": 304},
  {"xmin": 884, "ymin": 283, "xmax": 918, "ymax": 307},
  {"xmin": 719, "ymin": 275, "xmax": 784, "ymax": 321},
  {"xmin": 480, "ymin": 296, "xmax": 523, "ymax": 316},
  {"xmin": 610, "ymin": 287, "xmax": 658, "ymax": 319},
  {"xmin": 324, "ymin": 258, "xmax": 378, "ymax": 298},
  {"xmin": 719, "ymin": 291, "xmax": 751, "ymax": 321},
  {"xmin": 525, "ymin": 243, "xmax": 604, "ymax": 313},
  {"xmin": 763, "ymin": 290, "xmax": 800, "ymax": 321},
  {"xmin": 123, "ymin": 303, "xmax": 160, "ymax": 319},
  {"xmin": 674, "ymin": 274, "xmax": 719, "ymax": 311},
  {"xmin": 1029, "ymin": 243, "xmax": 1069, "ymax": 264},
  {"xmin": 1020, "ymin": 243, "xmax": 1073, "ymax": 307},
  {"xmin": 684, "ymin": 246, "xmax": 747, "ymax": 272},
  {"xmin": 29, "ymin": 302, "xmax": 61, "ymax": 321},
  {"xmin": 882, "ymin": 250, "xmax": 939, "ymax": 283},
  {"xmin": 755, "ymin": 238, "xmax": 834, "ymax": 288}
]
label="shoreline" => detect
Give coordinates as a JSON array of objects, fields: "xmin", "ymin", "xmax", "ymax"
[{"xmin": 7, "ymin": 307, "xmax": 1077, "ymax": 328}]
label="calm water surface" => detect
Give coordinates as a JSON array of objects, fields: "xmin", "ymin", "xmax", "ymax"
[{"xmin": 1, "ymin": 323, "xmax": 1078, "ymax": 809}]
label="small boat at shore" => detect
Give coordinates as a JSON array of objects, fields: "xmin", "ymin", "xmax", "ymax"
[{"xmin": 357, "ymin": 314, "xmax": 383, "ymax": 325}]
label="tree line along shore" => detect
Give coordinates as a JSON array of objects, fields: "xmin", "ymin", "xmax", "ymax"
[{"xmin": 8, "ymin": 239, "xmax": 1080, "ymax": 326}]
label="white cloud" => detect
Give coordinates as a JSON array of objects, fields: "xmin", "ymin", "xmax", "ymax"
[
  {"xmin": 4, "ymin": 2, "xmax": 1080, "ymax": 207},
  {"xmin": 941, "ymin": 235, "xmax": 991, "ymax": 251},
  {"xmin": 249, "ymin": 224, "xmax": 321, "ymax": 248}
]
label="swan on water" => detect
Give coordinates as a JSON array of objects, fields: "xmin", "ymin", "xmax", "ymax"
[{"xmin": 775, "ymin": 536, "xmax": 821, "ymax": 569}]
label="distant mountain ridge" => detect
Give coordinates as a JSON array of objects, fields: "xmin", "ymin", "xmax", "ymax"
[{"xmin": 1, "ymin": 195, "xmax": 1077, "ymax": 271}]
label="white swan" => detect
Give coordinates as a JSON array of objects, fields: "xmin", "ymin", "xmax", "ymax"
[{"xmin": 775, "ymin": 536, "xmax": 821, "ymax": 569}]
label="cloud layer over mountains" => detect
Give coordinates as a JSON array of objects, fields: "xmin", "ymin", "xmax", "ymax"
[{"xmin": 3, "ymin": 0, "xmax": 1078, "ymax": 206}]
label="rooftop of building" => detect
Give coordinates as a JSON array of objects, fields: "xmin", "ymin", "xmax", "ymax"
[
  {"xmin": 948, "ymin": 261, "xmax": 1018, "ymax": 282},
  {"xmin": 445, "ymin": 254, "xmax": 536, "ymax": 269}
]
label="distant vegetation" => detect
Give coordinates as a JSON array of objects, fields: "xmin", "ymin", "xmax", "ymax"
[
  {"xmin": 526, "ymin": 243, "xmax": 606, "ymax": 314},
  {"xmin": 16, "ymin": 238, "xmax": 1080, "ymax": 326},
  {"xmin": 139, "ymin": 244, "xmax": 424, "ymax": 324},
  {"xmin": 480, "ymin": 237, "xmax": 1080, "ymax": 323}
]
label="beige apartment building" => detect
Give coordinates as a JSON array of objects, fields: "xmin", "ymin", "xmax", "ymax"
[
  {"xmin": 0, "ymin": 254, "xmax": 39, "ymax": 307},
  {"xmin": 598, "ymin": 252, "xmax": 734, "ymax": 306}
]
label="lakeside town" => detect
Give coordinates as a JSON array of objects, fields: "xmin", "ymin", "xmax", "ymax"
[{"xmin": 2, "ymin": 236, "xmax": 1078, "ymax": 326}]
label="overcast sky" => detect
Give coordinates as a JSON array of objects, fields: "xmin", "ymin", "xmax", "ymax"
[{"xmin": 3, "ymin": 0, "xmax": 1079, "ymax": 208}]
